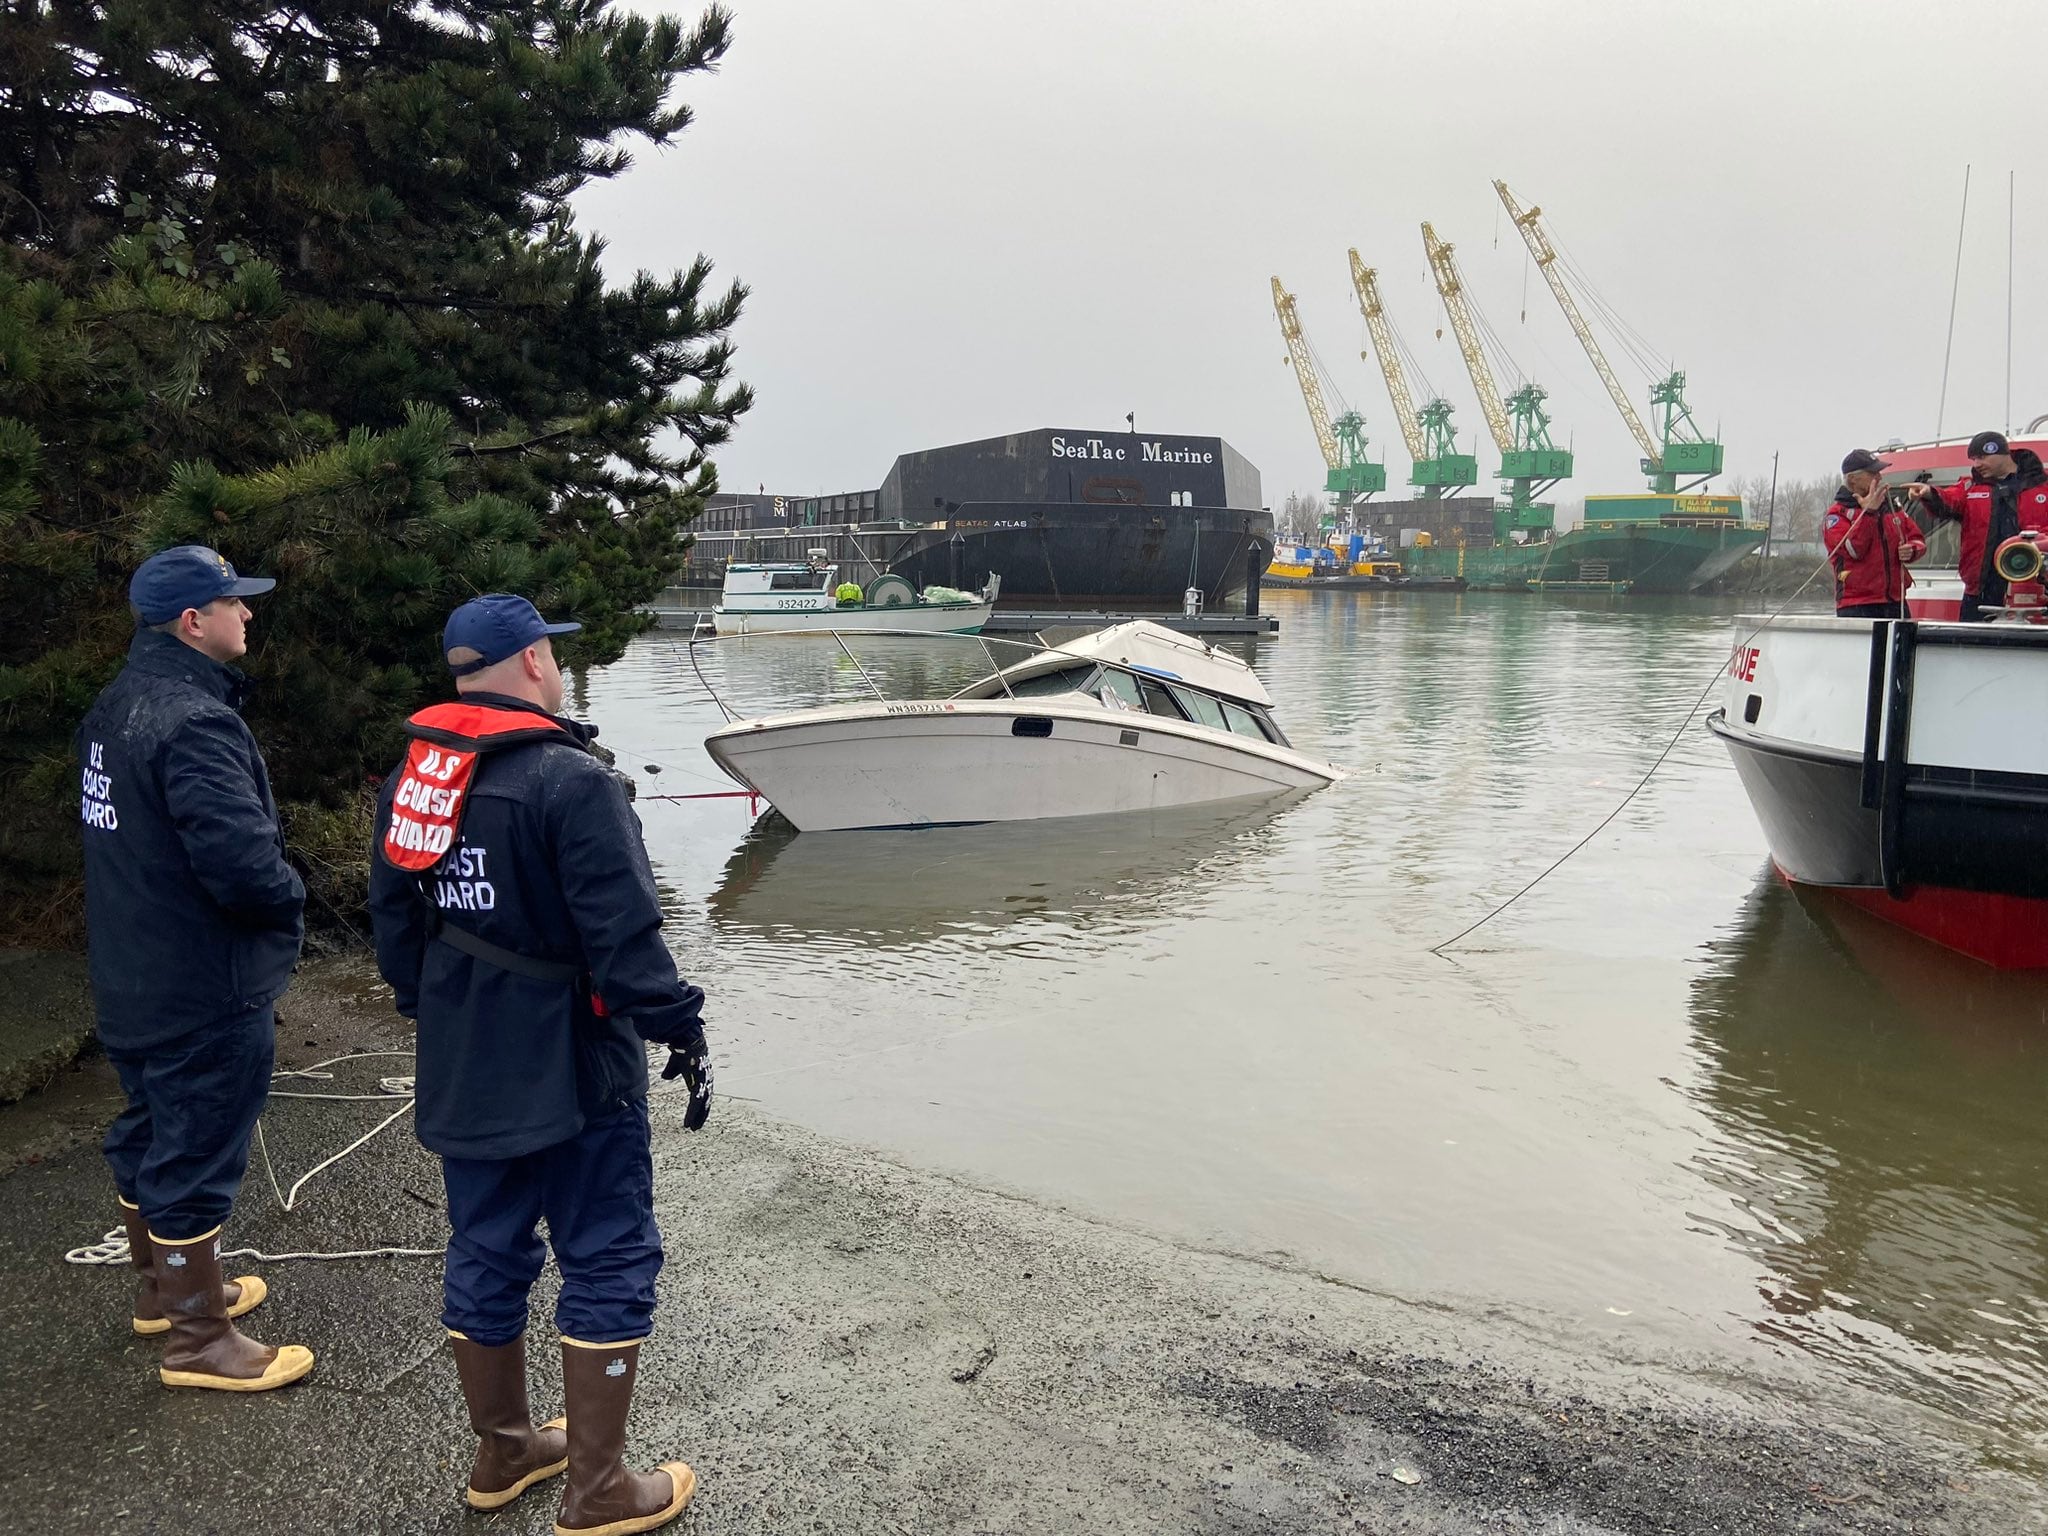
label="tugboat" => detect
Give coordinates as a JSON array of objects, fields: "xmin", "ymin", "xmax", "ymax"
[{"xmin": 1707, "ymin": 439, "xmax": 2048, "ymax": 967}]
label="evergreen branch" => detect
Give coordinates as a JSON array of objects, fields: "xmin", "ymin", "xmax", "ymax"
[{"xmin": 455, "ymin": 424, "xmax": 581, "ymax": 457}]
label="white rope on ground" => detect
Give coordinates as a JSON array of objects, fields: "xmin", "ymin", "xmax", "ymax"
[{"xmin": 63, "ymin": 1051, "xmax": 444, "ymax": 1267}]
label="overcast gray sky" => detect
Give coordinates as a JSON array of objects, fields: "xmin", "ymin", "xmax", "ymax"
[{"xmin": 578, "ymin": 0, "xmax": 2042, "ymax": 509}]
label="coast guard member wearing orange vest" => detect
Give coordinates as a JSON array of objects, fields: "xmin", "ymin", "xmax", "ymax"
[{"xmin": 369, "ymin": 594, "xmax": 711, "ymax": 1533}]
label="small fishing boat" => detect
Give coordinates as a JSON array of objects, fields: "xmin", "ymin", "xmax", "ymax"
[
  {"xmin": 701, "ymin": 620, "xmax": 1341, "ymax": 831},
  {"xmin": 710, "ymin": 561, "xmax": 999, "ymax": 636}
]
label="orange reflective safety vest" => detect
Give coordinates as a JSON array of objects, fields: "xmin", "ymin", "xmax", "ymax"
[
  {"xmin": 378, "ymin": 700, "xmax": 610, "ymax": 1006},
  {"xmin": 379, "ymin": 701, "xmax": 576, "ymax": 874}
]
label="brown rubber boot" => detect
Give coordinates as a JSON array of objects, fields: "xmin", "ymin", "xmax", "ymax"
[
  {"xmin": 152, "ymin": 1228, "xmax": 313, "ymax": 1392},
  {"xmin": 450, "ymin": 1332, "xmax": 569, "ymax": 1510},
  {"xmin": 122, "ymin": 1200, "xmax": 266, "ymax": 1337},
  {"xmin": 554, "ymin": 1338, "xmax": 694, "ymax": 1536}
]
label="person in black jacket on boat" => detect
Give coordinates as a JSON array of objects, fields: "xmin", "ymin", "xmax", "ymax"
[
  {"xmin": 75, "ymin": 546, "xmax": 314, "ymax": 1394},
  {"xmin": 368, "ymin": 594, "xmax": 711, "ymax": 1532}
]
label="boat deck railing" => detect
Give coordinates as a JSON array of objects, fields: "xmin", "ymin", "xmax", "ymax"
[{"xmin": 681, "ymin": 623, "xmax": 1263, "ymax": 727}]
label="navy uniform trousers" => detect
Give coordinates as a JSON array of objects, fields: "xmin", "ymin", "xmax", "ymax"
[
  {"xmin": 102, "ymin": 1006, "xmax": 275, "ymax": 1242},
  {"xmin": 440, "ymin": 1098, "xmax": 664, "ymax": 1346}
]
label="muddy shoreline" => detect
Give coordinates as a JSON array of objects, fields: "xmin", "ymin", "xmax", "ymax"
[{"xmin": 0, "ymin": 962, "xmax": 2039, "ymax": 1533}]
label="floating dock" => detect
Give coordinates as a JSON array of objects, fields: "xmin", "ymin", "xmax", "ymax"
[
  {"xmin": 981, "ymin": 610, "xmax": 1276, "ymax": 636},
  {"xmin": 645, "ymin": 608, "xmax": 1277, "ymax": 637}
]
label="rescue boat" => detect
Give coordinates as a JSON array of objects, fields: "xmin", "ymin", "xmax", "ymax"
[{"xmin": 1707, "ymin": 612, "xmax": 2048, "ymax": 969}]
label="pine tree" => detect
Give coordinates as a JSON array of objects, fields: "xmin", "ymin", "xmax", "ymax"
[{"xmin": 0, "ymin": 0, "xmax": 750, "ymax": 937}]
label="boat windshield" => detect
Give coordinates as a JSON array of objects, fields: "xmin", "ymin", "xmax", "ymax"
[
  {"xmin": 1165, "ymin": 683, "xmax": 1228, "ymax": 731},
  {"xmin": 993, "ymin": 662, "xmax": 1285, "ymax": 742},
  {"xmin": 1220, "ymin": 700, "xmax": 1272, "ymax": 741},
  {"xmin": 1136, "ymin": 677, "xmax": 1187, "ymax": 719},
  {"xmin": 1096, "ymin": 669, "xmax": 1143, "ymax": 709},
  {"xmin": 1007, "ymin": 664, "xmax": 1099, "ymax": 698}
]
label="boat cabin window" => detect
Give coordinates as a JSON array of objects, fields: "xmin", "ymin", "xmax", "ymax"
[
  {"xmin": 1219, "ymin": 700, "xmax": 1270, "ymax": 740},
  {"xmin": 1164, "ymin": 683, "xmax": 1228, "ymax": 731},
  {"xmin": 1008, "ymin": 664, "xmax": 1097, "ymax": 698},
  {"xmin": 1096, "ymin": 669, "xmax": 1143, "ymax": 709},
  {"xmin": 1137, "ymin": 678, "xmax": 1188, "ymax": 719},
  {"xmin": 768, "ymin": 571, "xmax": 827, "ymax": 591},
  {"xmin": 1251, "ymin": 706, "xmax": 1291, "ymax": 747}
]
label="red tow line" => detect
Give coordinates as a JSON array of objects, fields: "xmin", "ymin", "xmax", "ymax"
[{"xmin": 640, "ymin": 789, "xmax": 763, "ymax": 814}]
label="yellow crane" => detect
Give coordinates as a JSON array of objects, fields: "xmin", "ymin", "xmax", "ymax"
[
  {"xmin": 1270, "ymin": 276, "xmax": 1384, "ymax": 504},
  {"xmin": 1271, "ymin": 277, "xmax": 1339, "ymax": 469},
  {"xmin": 1420, "ymin": 221, "xmax": 1571, "ymax": 523},
  {"xmin": 1420, "ymin": 222, "xmax": 1512, "ymax": 457},
  {"xmin": 1492, "ymin": 179, "xmax": 1723, "ymax": 492},
  {"xmin": 1347, "ymin": 250, "xmax": 1475, "ymax": 496}
]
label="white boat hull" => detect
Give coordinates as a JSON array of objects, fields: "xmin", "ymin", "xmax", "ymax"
[
  {"xmin": 705, "ymin": 702, "xmax": 1339, "ymax": 831},
  {"xmin": 710, "ymin": 600, "xmax": 993, "ymax": 636}
]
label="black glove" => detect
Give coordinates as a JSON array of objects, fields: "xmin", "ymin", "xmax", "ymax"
[{"xmin": 660, "ymin": 1021, "xmax": 713, "ymax": 1130}]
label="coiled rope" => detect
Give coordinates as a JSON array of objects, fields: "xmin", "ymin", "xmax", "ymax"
[{"xmin": 63, "ymin": 1051, "xmax": 443, "ymax": 1267}]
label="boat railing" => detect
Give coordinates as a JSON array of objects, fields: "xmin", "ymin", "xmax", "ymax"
[
  {"xmin": 684, "ymin": 625, "xmax": 1072, "ymax": 723},
  {"xmin": 681, "ymin": 623, "xmax": 1245, "ymax": 724}
]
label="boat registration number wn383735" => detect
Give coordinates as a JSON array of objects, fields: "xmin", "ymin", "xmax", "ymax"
[{"xmin": 882, "ymin": 703, "xmax": 956, "ymax": 715}]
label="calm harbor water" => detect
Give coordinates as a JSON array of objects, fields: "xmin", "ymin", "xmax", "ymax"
[{"xmin": 576, "ymin": 588, "xmax": 2048, "ymax": 1459}]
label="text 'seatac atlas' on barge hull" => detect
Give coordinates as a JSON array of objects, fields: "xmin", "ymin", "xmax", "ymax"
[{"xmin": 695, "ymin": 428, "xmax": 1276, "ymax": 606}]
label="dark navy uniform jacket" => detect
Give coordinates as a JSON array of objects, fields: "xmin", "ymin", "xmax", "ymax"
[
  {"xmin": 368, "ymin": 693, "xmax": 705, "ymax": 1160},
  {"xmin": 75, "ymin": 629, "xmax": 305, "ymax": 1049}
]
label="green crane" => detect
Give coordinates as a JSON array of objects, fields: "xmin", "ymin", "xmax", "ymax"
[
  {"xmin": 1494, "ymin": 179, "xmax": 1724, "ymax": 493},
  {"xmin": 1420, "ymin": 222, "xmax": 1571, "ymax": 535},
  {"xmin": 1271, "ymin": 276, "xmax": 1387, "ymax": 511},
  {"xmin": 1348, "ymin": 250, "xmax": 1477, "ymax": 499}
]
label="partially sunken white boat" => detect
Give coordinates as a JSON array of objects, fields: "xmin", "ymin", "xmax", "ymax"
[
  {"xmin": 702, "ymin": 621, "xmax": 1341, "ymax": 831},
  {"xmin": 710, "ymin": 562, "xmax": 997, "ymax": 636}
]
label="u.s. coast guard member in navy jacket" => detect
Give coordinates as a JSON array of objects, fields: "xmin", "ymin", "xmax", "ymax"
[
  {"xmin": 368, "ymin": 594, "xmax": 711, "ymax": 1533},
  {"xmin": 75, "ymin": 545, "xmax": 314, "ymax": 1394}
]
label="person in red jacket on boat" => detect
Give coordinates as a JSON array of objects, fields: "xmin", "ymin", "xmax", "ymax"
[
  {"xmin": 1825, "ymin": 449, "xmax": 1925, "ymax": 619},
  {"xmin": 1902, "ymin": 430, "xmax": 2048, "ymax": 621}
]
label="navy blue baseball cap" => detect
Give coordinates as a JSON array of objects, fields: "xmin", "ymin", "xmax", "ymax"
[
  {"xmin": 130, "ymin": 545, "xmax": 276, "ymax": 625},
  {"xmin": 442, "ymin": 594, "xmax": 580, "ymax": 676}
]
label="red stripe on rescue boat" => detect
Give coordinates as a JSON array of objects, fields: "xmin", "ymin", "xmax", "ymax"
[{"xmin": 1776, "ymin": 865, "xmax": 2048, "ymax": 970}]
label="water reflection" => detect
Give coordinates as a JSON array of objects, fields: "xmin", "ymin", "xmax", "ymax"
[
  {"xmin": 709, "ymin": 795, "xmax": 1310, "ymax": 952},
  {"xmin": 1688, "ymin": 874, "xmax": 2048, "ymax": 1448}
]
